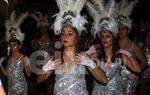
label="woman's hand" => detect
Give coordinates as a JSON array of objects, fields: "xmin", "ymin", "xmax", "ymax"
[
  {"xmin": 43, "ymin": 58, "xmax": 62, "ymax": 72},
  {"xmin": 75, "ymin": 53, "xmax": 96, "ymax": 69},
  {"xmin": 86, "ymin": 45, "xmax": 96, "ymax": 55},
  {"xmin": 117, "ymin": 49, "xmax": 142, "ymax": 73},
  {"xmin": 117, "ymin": 49, "xmax": 132, "ymax": 57}
]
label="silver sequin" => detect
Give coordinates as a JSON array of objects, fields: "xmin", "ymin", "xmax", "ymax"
[
  {"xmin": 54, "ymin": 65, "xmax": 89, "ymax": 95},
  {"xmin": 7, "ymin": 56, "xmax": 27, "ymax": 95}
]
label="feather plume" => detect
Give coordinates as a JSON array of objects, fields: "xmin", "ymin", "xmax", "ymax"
[
  {"xmin": 5, "ymin": 20, "xmax": 11, "ymax": 41},
  {"xmin": 56, "ymin": 0, "xmax": 68, "ymax": 12},
  {"xmin": 86, "ymin": 1, "xmax": 100, "ymax": 21},
  {"xmin": 52, "ymin": 0, "xmax": 87, "ymax": 35},
  {"xmin": 91, "ymin": 0, "xmax": 104, "ymax": 13},
  {"xmin": 118, "ymin": 0, "xmax": 127, "ymax": 15},
  {"xmin": 119, "ymin": 0, "xmax": 138, "ymax": 16},
  {"xmin": 106, "ymin": 0, "xmax": 115, "ymax": 17},
  {"xmin": 67, "ymin": 0, "xmax": 74, "ymax": 11},
  {"xmin": 9, "ymin": 11, "xmax": 16, "ymax": 27},
  {"xmin": 4, "ymin": 0, "xmax": 9, "ymax": 5},
  {"xmin": 123, "ymin": 0, "xmax": 138, "ymax": 16},
  {"xmin": 116, "ymin": 0, "xmax": 138, "ymax": 30},
  {"xmin": 30, "ymin": 11, "xmax": 43, "ymax": 22},
  {"xmin": 15, "ymin": 12, "xmax": 28, "ymax": 28},
  {"xmin": 52, "ymin": 13, "xmax": 63, "ymax": 35},
  {"xmin": 86, "ymin": 0, "xmax": 118, "ymax": 38},
  {"xmin": 5, "ymin": 11, "xmax": 28, "ymax": 42},
  {"xmin": 86, "ymin": 0, "xmax": 116, "ymax": 19},
  {"xmin": 30, "ymin": 11, "xmax": 50, "ymax": 27},
  {"xmin": 73, "ymin": 0, "xmax": 86, "ymax": 13}
]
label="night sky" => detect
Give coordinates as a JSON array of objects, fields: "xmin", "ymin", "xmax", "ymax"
[
  {"xmin": 131, "ymin": 0, "xmax": 149, "ymax": 20},
  {"xmin": 24, "ymin": 0, "xmax": 150, "ymax": 20}
]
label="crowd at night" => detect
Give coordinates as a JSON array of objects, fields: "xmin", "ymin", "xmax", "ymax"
[{"xmin": 0, "ymin": 0, "xmax": 150, "ymax": 95}]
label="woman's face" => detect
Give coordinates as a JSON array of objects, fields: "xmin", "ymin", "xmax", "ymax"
[
  {"xmin": 60, "ymin": 26, "xmax": 77, "ymax": 47},
  {"xmin": 101, "ymin": 31, "xmax": 113, "ymax": 48},
  {"xmin": 118, "ymin": 24, "xmax": 128, "ymax": 38},
  {"xmin": 40, "ymin": 27, "xmax": 48, "ymax": 34},
  {"xmin": 9, "ymin": 42, "xmax": 21, "ymax": 53}
]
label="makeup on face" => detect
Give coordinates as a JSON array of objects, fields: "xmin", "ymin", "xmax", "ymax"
[
  {"xmin": 61, "ymin": 27, "xmax": 77, "ymax": 47},
  {"xmin": 10, "ymin": 42, "xmax": 20, "ymax": 52},
  {"xmin": 101, "ymin": 31, "xmax": 113, "ymax": 45}
]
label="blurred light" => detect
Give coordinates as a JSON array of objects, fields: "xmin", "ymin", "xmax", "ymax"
[{"xmin": 3, "ymin": 0, "xmax": 9, "ymax": 5}]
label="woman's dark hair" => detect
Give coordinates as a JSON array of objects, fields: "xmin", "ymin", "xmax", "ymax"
[
  {"xmin": 9, "ymin": 38, "xmax": 26, "ymax": 54},
  {"xmin": 9, "ymin": 38, "xmax": 22, "ymax": 46},
  {"xmin": 98, "ymin": 31, "xmax": 120, "ymax": 63}
]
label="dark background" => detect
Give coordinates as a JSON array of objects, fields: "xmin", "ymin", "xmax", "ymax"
[
  {"xmin": 0, "ymin": 0, "xmax": 150, "ymax": 21},
  {"xmin": 25, "ymin": 0, "xmax": 150, "ymax": 20}
]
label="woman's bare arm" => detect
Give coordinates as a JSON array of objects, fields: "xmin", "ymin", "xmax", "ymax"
[
  {"xmin": 22, "ymin": 56, "xmax": 31, "ymax": 77},
  {"xmin": 122, "ymin": 54, "xmax": 142, "ymax": 73},
  {"xmin": 88, "ymin": 66, "xmax": 108, "ymax": 83}
]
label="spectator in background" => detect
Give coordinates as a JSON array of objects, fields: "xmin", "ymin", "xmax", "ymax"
[{"xmin": 30, "ymin": 11, "xmax": 54, "ymax": 95}]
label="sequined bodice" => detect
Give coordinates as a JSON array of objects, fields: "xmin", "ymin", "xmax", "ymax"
[
  {"xmin": 142, "ymin": 47, "xmax": 150, "ymax": 79},
  {"xmin": 120, "ymin": 44, "xmax": 139, "ymax": 95},
  {"xmin": 120, "ymin": 65, "xmax": 138, "ymax": 80},
  {"xmin": 7, "ymin": 56, "xmax": 25, "ymax": 81},
  {"xmin": 95, "ymin": 59, "xmax": 121, "ymax": 90},
  {"xmin": 54, "ymin": 65, "xmax": 88, "ymax": 95},
  {"xmin": 7, "ymin": 56, "xmax": 27, "ymax": 95},
  {"xmin": 92, "ymin": 58, "xmax": 122, "ymax": 95}
]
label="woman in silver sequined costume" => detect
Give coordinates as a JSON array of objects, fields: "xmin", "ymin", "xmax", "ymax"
[
  {"xmin": 0, "ymin": 11, "xmax": 31, "ymax": 95},
  {"xmin": 31, "ymin": 12, "xmax": 54, "ymax": 56},
  {"xmin": 137, "ymin": 25, "xmax": 150, "ymax": 95},
  {"xmin": 0, "ymin": 39, "xmax": 31, "ymax": 95},
  {"xmin": 40, "ymin": 0, "xmax": 107, "ymax": 94},
  {"xmin": 41, "ymin": 25, "xmax": 107, "ymax": 95},
  {"xmin": 85, "ymin": 0, "xmax": 142, "ymax": 94},
  {"xmin": 117, "ymin": 17, "xmax": 147, "ymax": 95},
  {"xmin": 114, "ymin": 0, "xmax": 147, "ymax": 94},
  {"xmin": 91, "ymin": 17, "xmax": 142, "ymax": 95}
]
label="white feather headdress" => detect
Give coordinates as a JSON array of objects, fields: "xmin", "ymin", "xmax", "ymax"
[
  {"xmin": 30, "ymin": 11, "xmax": 50, "ymax": 28},
  {"xmin": 86, "ymin": 0, "xmax": 118, "ymax": 38},
  {"xmin": 116, "ymin": 0, "xmax": 138, "ymax": 29},
  {"xmin": 3, "ymin": 0, "xmax": 9, "ymax": 5},
  {"xmin": 52, "ymin": 0, "xmax": 87, "ymax": 35},
  {"xmin": 5, "ymin": 11, "xmax": 28, "ymax": 43}
]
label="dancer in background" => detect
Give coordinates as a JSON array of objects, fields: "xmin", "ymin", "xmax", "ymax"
[
  {"xmin": 86, "ymin": 0, "xmax": 142, "ymax": 95},
  {"xmin": 31, "ymin": 11, "xmax": 54, "ymax": 56},
  {"xmin": 116, "ymin": 0, "xmax": 147, "ymax": 94},
  {"xmin": 30, "ymin": 11, "xmax": 54, "ymax": 95},
  {"xmin": 0, "ymin": 11, "xmax": 31, "ymax": 95},
  {"xmin": 137, "ymin": 21, "xmax": 150, "ymax": 95}
]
